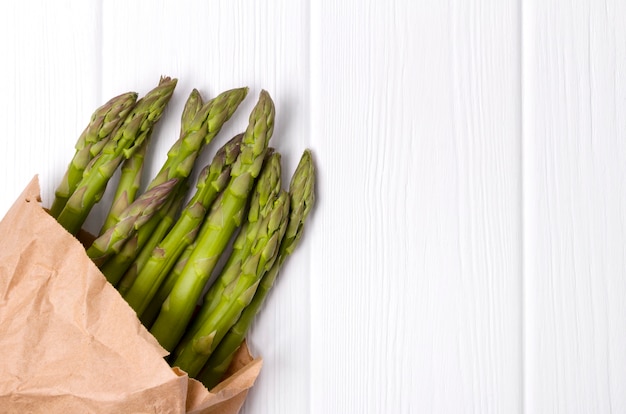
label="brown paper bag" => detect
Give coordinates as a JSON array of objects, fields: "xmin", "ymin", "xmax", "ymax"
[{"xmin": 0, "ymin": 176, "xmax": 262, "ymax": 414}]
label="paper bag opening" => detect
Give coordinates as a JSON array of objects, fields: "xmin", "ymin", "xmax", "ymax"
[{"xmin": 0, "ymin": 176, "xmax": 262, "ymax": 414}]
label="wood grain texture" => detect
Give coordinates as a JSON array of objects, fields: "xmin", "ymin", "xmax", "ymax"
[
  {"xmin": 523, "ymin": 1, "xmax": 626, "ymax": 412},
  {"xmin": 310, "ymin": 0, "xmax": 522, "ymax": 412}
]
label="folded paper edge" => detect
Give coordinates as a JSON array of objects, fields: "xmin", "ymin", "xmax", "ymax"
[{"xmin": 177, "ymin": 340, "xmax": 263, "ymax": 413}]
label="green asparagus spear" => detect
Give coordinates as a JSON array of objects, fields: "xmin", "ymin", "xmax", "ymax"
[
  {"xmin": 200, "ymin": 261, "xmax": 280, "ymax": 388},
  {"xmin": 49, "ymin": 91, "xmax": 138, "ymax": 217},
  {"xmin": 188, "ymin": 151, "xmax": 282, "ymax": 335},
  {"xmin": 138, "ymin": 145, "xmax": 274, "ymax": 325},
  {"xmin": 177, "ymin": 89, "xmax": 205, "ymax": 138},
  {"xmin": 99, "ymin": 181, "xmax": 188, "ymax": 286},
  {"xmin": 116, "ymin": 191, "xmax": 185, "ymax": 296},
  {"xmin": 167, "ymin": 149, "xmax": 280, "ymax": 357},
  {"xmin": 99, "ymin": 133, "xmax": 149, "ymax": 233},
  {"xmin": 172, "ymin": 190, "xmax": 290, "ymax": 377},
  {"xmin": 143, "ymin": 87, "xmax": 248, "ymax": 192},
  {"xmin": 85, "ymin": 178, "xmax": 179, "ymax": 266},
  {"xmin": 97, "ymin": 88, "xmax": 205, "ymax": 235},
  {"xmin": 139, "ymin": 240, "xmax": 192, "ymax": 328},
  {"xmin": 96, "ymin": 88, "xmax": 205, "ymax": 275},
  {"xmin": 123, "ymin": 133, "xmax": 243, "ymax": 315},
  {"xmin": 197, "ymin": 149, "xmax": 316, "ymax": 388},
  {"xmin": 149, "ymin": 90, "xmax": 276, "ymax": 351},
  {"xmin": 55, "ymin": 77, "xmax": 178, "ymax": 234},
  {"xmin": 168, "ymin": 156, "xmax": 279, "ymax": 364},
  {"xmin": 99, "ymin": 87, "xmax": 248, "ymax": 278}
]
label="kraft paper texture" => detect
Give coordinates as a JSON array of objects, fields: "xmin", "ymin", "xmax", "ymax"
[{"xmin": 0, "ymin": 176, "xmax": 262, "ymax": 414}]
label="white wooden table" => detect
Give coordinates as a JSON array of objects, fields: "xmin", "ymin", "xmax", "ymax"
[{"xmin": 1, "ymin": 1, "xmax": 625, "ymax": 413}]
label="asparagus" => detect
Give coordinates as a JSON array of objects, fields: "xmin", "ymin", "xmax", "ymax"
[
  {"xmin": 200, "ymin": 261, "xmax": 280, "ymax": 388},
  {"xmin": 85, "ymin": 178, "xmax": 179, "ymax": 267},
  {"xmin": 94, "ymin": 86, "xmax": 209, "ymax": 281},
  {"xmin": 177, "ymin": 89, "xmax": 205, "ymax": 138},
  {"xmin": 97, "ymin": 88, "xmax": 205, "ymax": 235},
  {"xmin": 99, "ymin": 182, "xmax": 188, "ymax": 286},
  {"xmin": 49, "ymin": 91, "xmax": 138, "ymax": 217},
  {"xmin": 188, "ymin": 151, "xmax": 282, "ymax": 335},
  {"xmin": 136, "ymin": 136, "xmax": 256, "ymax": 325},
  {"xmin": 137, "ymin": 162, "xmax": 249, "ymax": 326},
  {"xmin": 197, "ymin": 149, "xmax": 316, "ymax": 388},
  {"xmin": 172, "ymin": 190, "xmax": 290, "ymax": 377},
  {"xmin": 139, "ymin": 240, "xmax": 192, "ymax": 328},
  {"xmin": 123, "ymin": 133, "xmax": 244, "ymax": 315},
  {"xmin": 55, "ymin": 77, "xmax": 178, "ymax": 234},
  {"xmin": 134, "ymin": 142, "xmax": 253, "ymax": 325},
  {"xmin": 143, "ymin": 87, "xmax": 248, "ymax": 192},
  {"xmin": 169, "ymin": 149, "xmax": 280, "ymax": 356},
  {"xmin": 99, "ymin": 87, "xmax": 248, "ymax": 279},
  {"xmin": 99, "ymin": 134, "xmax": 149, "ymax": 233},
  {"xmin": 94, "ymin": 88, "xmax": 206, "ymax": 278},
  {"xmin": 117, "ymin": 191, "xmax": 185, "ymax": 296},
  {"xmin": 149, "ymin": 90, "xmax": 276, "ymax": 352}
]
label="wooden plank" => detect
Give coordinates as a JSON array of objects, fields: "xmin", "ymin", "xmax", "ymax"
[
  {"xmin": 310, "ymin": 0, "xmax": 522, "ymax": 412},
  {"xmin": 100, "ymin": 1, "xmax": 312, "ymax": 413},
  {"xmin": 0, "ymin": 2, "xmax": 100, "ymax": 217},
  {"xmin": 523, "ymin": 1, "xmax": 626, "ymax": 412}
]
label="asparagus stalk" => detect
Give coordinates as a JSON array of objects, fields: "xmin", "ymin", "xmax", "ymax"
[
  {"xmin": 197, "ymin": 149, "xmax": 316, "ymax": 388},
  {"xmin": 123, "ymin": 133, "xmax": 244, "ymax": 315},
  {"xmin": 117, "ymin": 191, "xmax": 185, "ymax": 296},
  {"xmin": 139, "ymin": 240, "xmax": 192, "ymax": 328},
  {"xmin": 135, "ymin": 139, "xmax": 254, "ymax": 325},
  {"xmin": 99, "ymin": 133, "xmax": 149, "ymax": 233},
  {"xmin": 143, "ymin": 87, "xmax": 248, "ymax": 192},
  {"xmin": 94, "ymin": 87, "xmax": 209, "ymax": 281},
  {"xmin": 188, "ymin": 151, "xmax": 282, "ymax": 335},
  {"xmin": 149, "ymin": 90, "xmax": 276, "ymax": 351},
  {"xmin": 49, "ymin": 91, "xmax": 138, "ymax": 217},
  {"xmin": 200, "ymin": 260, "xmax": 280, "ymax": 388},
  {"xmin": 178, "ymin": 89, "xmax": 205, "ymax": 138},
  {"xmin": 85, "ymin": 178, "xmax": 179, "ymax": 266},
  {"xmin": 99, "ymin": 182, "xmax": 189, "ymax": 286},
  {"xmin": 97, "ymin": 88, "xmax": 205, "ymax": 235},
  {"xmin": 171, "ymin": 190, "xmax": 290, "ymax": 377},
  {"xmin": 99, "ymin": 87, "xmax": 248, "ymax": 278},
  {"xmin": 137, "ymin": 143, "xmax": 267, "ymax": 326},
  {"xmin": 55, "ymin": 77, "xmax": 178, "ymax": 234},
  {"xmin": 168, "ymin": 149, "xmax": 280, "ymax": 356}
]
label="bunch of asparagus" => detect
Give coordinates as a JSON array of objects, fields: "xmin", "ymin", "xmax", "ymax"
[{"xmin": 49, "ymin": 77, "xmax": 316, "ymax": 389}]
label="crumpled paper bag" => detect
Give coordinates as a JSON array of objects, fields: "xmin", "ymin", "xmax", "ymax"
[{"xmin": 0, "ymin": 176, "xmax": 262, "ymax": 414}]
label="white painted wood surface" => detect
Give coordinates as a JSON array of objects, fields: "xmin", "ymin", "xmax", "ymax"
[
  {"xmin": 310, "ymin": 0, "xmax": 522, "ymax": 413},
  {"xmin": 523, "ymin": 1, "xmax": 626, "ymax": 413},
  {"xmin": 0, "ymin": 1, "xmax": 624, "ymax": 413}
]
